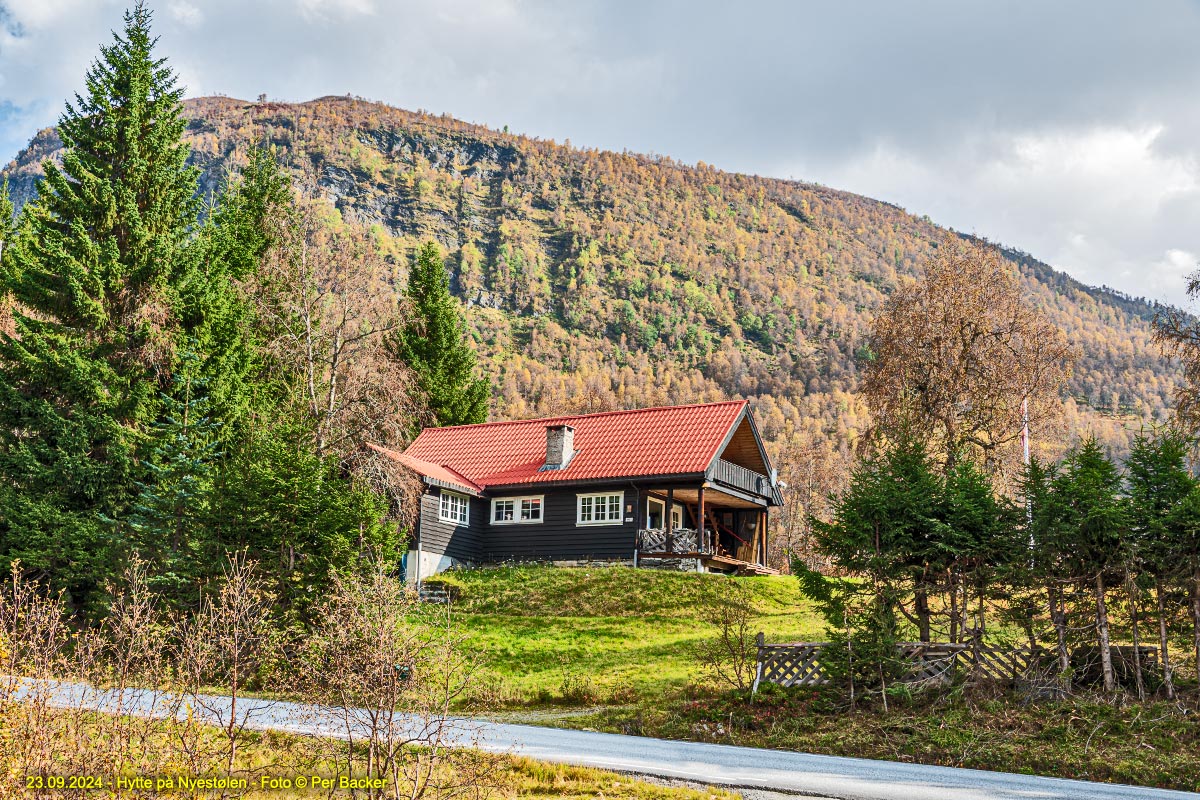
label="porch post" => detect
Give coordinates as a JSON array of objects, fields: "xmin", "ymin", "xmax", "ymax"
[
  {"xmin": 761, "ymin": 509, "xmax": 768, "ymax": 566},
  {"xmin": 633, "ymin": 485, "xmax": 641, "ymax": 567},
  {"xmin": 666, "ymin": 487, "xmax": 675, "ymax": 552},
  {"xmin": 698, "ymin": 486, "xmax": 706, "ymax": 553}
]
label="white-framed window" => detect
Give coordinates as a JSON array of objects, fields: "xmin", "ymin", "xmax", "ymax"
[
  {"xmin": 438, "ymin": 491, "xmax": 469, "ymax": 526},
  {"xmin": 577, "ymin": 491, "xmax": 624, "ymax": 525},
  {"xmin": 491, "ymin": 495, "xmax": 544, "ymax": 524}
]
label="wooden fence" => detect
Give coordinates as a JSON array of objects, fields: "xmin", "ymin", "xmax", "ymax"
[{"xmin": 751, "ymin": 634, "xmax": 1156, "ymax": 693}]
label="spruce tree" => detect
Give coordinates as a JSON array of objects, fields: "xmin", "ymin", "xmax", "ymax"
[
  {"xmin": 0, "ymin": 3, "xmax": 198, "ymax": 607},
  {"xmin": 807, "ymin": 433, "xmax": 948, "ymax": 642},
  {"xmin": 1166, "ymin": 483, "xmax": 1200, "ymax": 688},
  {"xmin": 0, "ymin": 180, "xmax": 14, "ymax": 263},
  {"xmin": 190, "ymin": 145, "xmax": 295, "ymax": 437},
  {"xmin": 392, "ymin": 241, "xmax": 488, "ymax": 427},
  {"xmin": 0, "ymin": 181, "xmax": 14, "ymax": 321},
  {"xmin": 1126, "ymin": 430, "xmax": 1193, "ymax": 698},
  {"xmin": 126, "ymin": 347, "xmax": 221, "ymax": 605},
  {"xmin": 1057, "ymin": 438, "xmax": 1127, "ymax": 691},
  {"xmin": 943, "ymin": 459, "xmax": 1014, "ymax": 642},
  {"xmin": 1021, "ymin": 457, "xmax": 1074, "ymax": 677}
]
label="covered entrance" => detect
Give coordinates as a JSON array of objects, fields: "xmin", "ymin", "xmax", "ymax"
[{"xmin": 634, "ymin": 482, "xmax": 776, "ymax": 575}]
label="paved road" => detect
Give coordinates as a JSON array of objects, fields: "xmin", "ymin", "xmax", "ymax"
[{"xmin": 19, "ymin": 679, "xmax": 1198, "ymax": 800}]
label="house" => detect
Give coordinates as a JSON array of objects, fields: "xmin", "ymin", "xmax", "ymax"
[{"xmin": 370, "ymin": 400, "xmax": 783, "ymax": 582}]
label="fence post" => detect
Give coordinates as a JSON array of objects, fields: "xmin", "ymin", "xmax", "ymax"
[{"xmin": 751, "ymin": 632, "xmax": 766, "ymax": 695}]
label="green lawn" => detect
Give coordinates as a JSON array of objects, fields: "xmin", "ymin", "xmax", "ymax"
[
  {"xmin": 429, "ymin": 564, "xmax": 1200, "ymax": 793},
  {"xmin": 430, "ymin": 565, "xmax": 824, "ymax": 705}
]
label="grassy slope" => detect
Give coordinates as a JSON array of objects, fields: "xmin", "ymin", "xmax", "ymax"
[
  {"xmin": 440, "ymin": 565, "xmax": 1200, "ymax": 792},
  {"xmin": 434, "ymin": 565, "xmax": 823, "ymax": 704}
]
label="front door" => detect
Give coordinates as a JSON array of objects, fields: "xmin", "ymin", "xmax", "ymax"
[
  {"xmin": 646, "ymin": 497, "xmax": 683, "ymax": 529},
  {"xmin": 647, "ymin": 497, "xmax": 665, "ymax": 529}
]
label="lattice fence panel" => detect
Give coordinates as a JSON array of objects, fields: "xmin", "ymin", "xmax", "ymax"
[
  {"xmin": 897, "ymin": 642, "xmax": 969, "ymax": 685},
  {"xmin": 751, "ymin": 637, "xmax": 1098, "ymax": 692},
  {"xmin": 753, "ymin": 637, "xmax": 830, "ymax": 691},
  {"xmin": 637, "ymin": 528, "xmax": 700, "ymax": 554}
]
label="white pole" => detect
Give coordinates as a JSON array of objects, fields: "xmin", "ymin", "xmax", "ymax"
[
  {"xmin": 1022, "ymin": 397, "xmax": 1033, "ymax": 543},
  {"xmin": 1021, "ymin": 396, "xmax": 1030, "ymax": 468}
]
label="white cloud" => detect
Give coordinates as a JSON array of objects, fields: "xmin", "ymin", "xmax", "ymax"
[
  {"xmin": 1140, "ymin": 249, "xmax": 1198, "ymax": 303},
  {"xmin": 296, "ymin": 0, "xmax": 375, "ymax": 21},
  {"xmin": 168, "ymin": 1, "xmax": 202, "ymax": 26},
  {"xmin": 3, "ymin": 0, "xmax": 1200, "ymax": 303},
  {"xmin": 781, "ymin": 122, "xmax": 1200, "ymax": 303}
]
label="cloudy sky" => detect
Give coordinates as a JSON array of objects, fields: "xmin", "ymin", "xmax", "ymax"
[{"xmin": 2, "ymin": 0, "xmax": 1199, "ymax": 303}]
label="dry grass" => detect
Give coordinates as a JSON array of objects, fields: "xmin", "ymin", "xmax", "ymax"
[
  {"xmin": 0, "ymin": 708, "xmax": 735, "ymax": 800},
  {"xmin": 564, "ymin": 685, "xmax": 1200, "ymax": 793}
]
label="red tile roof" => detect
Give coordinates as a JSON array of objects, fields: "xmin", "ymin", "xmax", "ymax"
[
  {"xmin": 367, "ymin": 444, "xmax": 483, "ymax": 494},
  {"xmin": 385, "ymin": 401, "xmax": 748, "ymax": 489}
]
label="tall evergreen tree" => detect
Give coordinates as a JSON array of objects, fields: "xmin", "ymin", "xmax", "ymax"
[
  {"xmin": 1021, "ymin": 456, "xmax": 1074, "ymax": 677},
  {"xmin": 190, "ymin": 145, "xmax": 296, "ymax": 436},
  {"xmin": 0, "ymin": 180, "xmax": 14, "ymax": 263},
  {"xmin": 392, "ymin": 242, "xmax": 488, "ymax": 427},
  {"xmin": 1166, "ymin": 483, "xmax": 1200, "ymax": 689},
  {"xmin": 943, "ymin": 459, "xmax": 1016, "ymax": 642},
  {"xmin": 0, "ymin": 181, "xmax": 14, "ymax": 327},
  {"xmin": 212, "ymin": 421, "xmax": 399, "ymax": 621},
  {"xmin": 808, "ymin": 432, "xmax": 950, "ymax": 642},
  {"xmin": 0, "ymin": 3, "xmax": 198, "ymax": 607},
  {"xmin": 1057, "ymin": 438, "xmax": 1128, "ymax": 692},
  {"xmin": 125, "ymin": 347, "xmax": 222, "ymax": 605},
  {"xmin": 1125, "ymin": 429, "xmax": 1193, "ymax": 698}
]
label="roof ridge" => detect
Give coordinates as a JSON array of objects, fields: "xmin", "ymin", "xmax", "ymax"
[{"xmin": 418, "ymin": 400, "xmax": 748, "ymax": 433}]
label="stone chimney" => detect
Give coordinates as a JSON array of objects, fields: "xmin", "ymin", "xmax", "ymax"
[{"xmin": 543, "ymin": 424, "xmax": 576, "ymax": 471}]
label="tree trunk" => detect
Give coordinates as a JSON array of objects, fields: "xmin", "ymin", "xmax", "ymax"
[
  {"xmin": 914, "ymin": 587, "xmax": 932, "ymax": 643},
  {"xmin": 1095, "ymin": 572, "xmax": 1115, "ymax": 692},
  {"xmin": 1049, "ymin": 583, "xmax": 1070, "ymax": 682},
  {"xmin": 1124, "ymin": 566, "xmax": 1145, "ymax": 700},
  {"xmin": 1192, "ymin": 564, "xmax": 1200, "ymax": 687},
  {"xmin": 1156, "ymin": 576, "xmax": 1175, "ymax": 700},
  {"xmin": 948, "ymin": 571, "xmax": 959, "ymax": 644},
  {"xmin": 976, "ymin": 584, "xmax": 986, "ymax": 640}
]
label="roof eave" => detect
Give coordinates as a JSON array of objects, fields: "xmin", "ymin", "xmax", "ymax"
[
  {"xmin": 421, "ymin": 475, "xmax": 484, "ymax": 497},
  {"xmin": 481, "ymin": 472, "xmax": 709, "ymax": 493}
]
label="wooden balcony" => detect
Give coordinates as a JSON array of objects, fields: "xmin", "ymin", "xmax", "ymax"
[{"xmin": 710, "ymin": 458, "xmax": 772, "ymax": 497}]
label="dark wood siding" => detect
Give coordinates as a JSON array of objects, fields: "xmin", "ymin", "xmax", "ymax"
[
  {"xmin": 481, "ymin": 487, "xmax": 638, "ymax": 562},
  {"xmin": 418, "ymin": 489, "xmax": 485, "ymax": 562}
]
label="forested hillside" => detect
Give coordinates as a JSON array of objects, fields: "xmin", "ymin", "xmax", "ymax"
[{"xmin": 3, "ymin": 95, "xmax": 1177, "ymax": 465}]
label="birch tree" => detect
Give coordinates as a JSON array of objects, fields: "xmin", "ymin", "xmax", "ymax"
[
  {"xmin": 862, "ymin": 235, "xmax": 1074, "ymax": 475},
  {"xmin": 247, "ymin": 198, "xmax": 422, "ymax": 459}
]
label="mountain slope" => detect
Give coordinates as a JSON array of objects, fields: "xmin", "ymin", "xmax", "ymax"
[{"xmin": 2, "ymin": 95, "xmax": 1178, "ymax": 462}]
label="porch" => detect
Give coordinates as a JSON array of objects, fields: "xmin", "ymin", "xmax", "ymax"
[{"xmin": 633, "ymin": 466, "xmax": 777, "ymax": 575}]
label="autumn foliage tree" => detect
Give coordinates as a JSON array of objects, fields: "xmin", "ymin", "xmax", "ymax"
[
  {"xmin": 1155, "ymin": 269, "xmax": 1200, "ymax": 434},
  {"xmin": 862, "ymin": 236, "xmax": 1075, "ymax": 476},
  {"xmin": 245, "ymin": 193, "xmax": 422, "ymax": 459}
]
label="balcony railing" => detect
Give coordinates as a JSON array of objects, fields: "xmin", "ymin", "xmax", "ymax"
[
  {"xmin": 710, "ymin": 458, "xmax": 771, "ymax": 497},
  {"xmin": 636, "ymin": 527, "xmax": 714, "ymax": 556}
]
